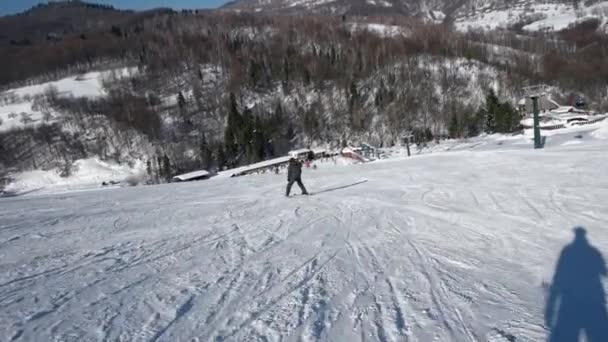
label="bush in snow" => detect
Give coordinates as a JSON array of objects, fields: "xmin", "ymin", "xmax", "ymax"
[
  {"xmin": 124, "ymin": 172, "xmax": 147, "ymax": 187},
  {"xmin": 59, "ymin": 159, "xmax": 78, "ymax": 178},
  {"xmin": 20, "ymin": 113, "xmax": 34, "ymax": 125}
]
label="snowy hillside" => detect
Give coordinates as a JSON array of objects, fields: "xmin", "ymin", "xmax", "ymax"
[
  {"xmin": 1, "ymin": 122, "xmax": 607, "ymax": 341},
  {"xmin": 2, "ymin": 158, "xmax": 145, "ymax": 196},
  {"xmin": 0, "ymin": 68, "xmax": 137, "ymax": 133},
  {"xmin": 455, "ymin": 1, "xmax": 608, "ymax": 32},
  {"xmin": 222, "ymin": 0, "xmax": 608, "ymax": 32}
]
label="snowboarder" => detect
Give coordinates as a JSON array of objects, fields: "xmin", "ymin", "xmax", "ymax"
[{"xmin": 286, "ymin": 158, "xmax": 308, "ymax": 197}]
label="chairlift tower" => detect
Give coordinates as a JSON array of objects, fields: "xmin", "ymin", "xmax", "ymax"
[{"xmin": 523, "ymin": 85, "xmax": 548, "ymax": 149}]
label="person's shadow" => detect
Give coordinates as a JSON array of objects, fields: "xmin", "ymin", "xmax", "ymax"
[{"xmin": 545, "ymin": 227, "xmax": 608, "ymax": 342}]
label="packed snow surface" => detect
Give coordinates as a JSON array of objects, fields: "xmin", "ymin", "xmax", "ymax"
[
  {"xmin": 3, "ymin": 158, "xmax": 144, "ymax": 196},
  {"xmin": 1, "ymin": 127, "xmax": 608, "ymax": 341}
]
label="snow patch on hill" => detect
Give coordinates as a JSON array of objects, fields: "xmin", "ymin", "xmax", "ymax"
[
  {"xmin": 349, "ymin": 23, "xmax": 409, "ymax": 37},
  {"xmin": 523, "ymin": 1, "xmax": 608, "ymax": 31},
  {"xmin": 0, "ymin": 68, "xmax": 137, "ymax": 133},
  {"xmin": 456, "ymin": 1, "xmax": 608, "ymax": 32},
  {"xmin": 2, "ymin": 158, "xmax": 145, "ymax": 196},
  {"xmin": 0, "ymin": 102, "xmax": 53, "ymax": 133},
  {"xmin": 3, "ymin": 68, "xmax": 137, "ymax": 100}
]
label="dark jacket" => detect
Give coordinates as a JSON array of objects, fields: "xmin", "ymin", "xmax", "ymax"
[
  {"xmin": 307, "ymin": 150, "xmax": 315, "ymax": 161},
  {"xmin": 287, "ymin": 159, "xmax": 302, "ymax": 182}
]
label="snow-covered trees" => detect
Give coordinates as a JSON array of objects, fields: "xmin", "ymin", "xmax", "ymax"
[
  {"xmin": 478, "ymin": 89, "xmax": 521, "ymax": 134},
  {"xmin": 3, "ymin": 8, "xmax": 608, "ymax": 175}
]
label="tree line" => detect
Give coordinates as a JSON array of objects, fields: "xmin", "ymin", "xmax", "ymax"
[{"xmin": 3, "ymin": 9, "xmax": 607, "ymax": 177}]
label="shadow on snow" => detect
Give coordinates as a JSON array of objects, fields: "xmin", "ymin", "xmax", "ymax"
[{"xmin": 545, "ymin": 226, "xmax": 608, "ymax": 342}]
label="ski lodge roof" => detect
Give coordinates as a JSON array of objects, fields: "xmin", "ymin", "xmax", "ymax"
[
  {"xmin": 218, "ymin": 156, "xmax": 292, "ymax": 178},
  {"xmin": 173, "ymin": 170, "xmax": 211, "ymax": 182}
]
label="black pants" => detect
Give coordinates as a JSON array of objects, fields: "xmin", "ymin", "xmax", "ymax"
[{"xmin": 286, "ymin": 177, "xmax": 308, "ymax": 196}]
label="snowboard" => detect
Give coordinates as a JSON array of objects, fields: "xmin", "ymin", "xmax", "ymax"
[{"xmin": 287, "ymin": 193, "xmax": 313, "ymax": 197}]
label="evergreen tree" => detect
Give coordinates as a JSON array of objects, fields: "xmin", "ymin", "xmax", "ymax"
[
  {"xmin": 239, "ymin": 108, "xmax": 255, "ymax": 162},
  {"xmin": 146, "ymin": 159, "xmax": 152, "ymax": 177},
  {"xmin": 282, "ymin": 57, "xmax": 289, "ymax": 91},
  {"xmin": 162, "ymin": 155, "xmax": 171, "ymax": 180},
  {"xmin": 478, "ymin": 89, "xmax": 521, "ymax": 134},
  {"xmin": 482, "ymin": 89, "xmax": 500, "ymax": 134},
  {"xmin": 177, "ymin": 91, "xmax": 187, "ymax": 110},
  {"xmin": 448, "ymin": 114, "xmax": 459, "ymax": 138},
  {"xmin": 349, "ymin": 81, "xmax": 358, "ymax": 113},
  {"xmin": 424, "ymin": 128, "xmax": 434, "ymax": 143},
  {"xmin": 496, "ymin": 102, "xmax": 520, "ymax": 133},
  {"xmin": 466, "ymin": 111, "xmax": 482, "ymax": 137},
  {"xmin": 156, "ymin": 155, "xmax": 163, "ymax": 181},
  {"xmin": 224, "ymin": 93, "xmax": 242, "ymax": 164},
  {"xmin": 251, "ymin": 117, "xmax": 265, "ymax": 163},
  {"xmin": 218, "ymin": 145, "xmax": 226, "ymax": 170},
  {"xmin": 272, "ymin": 102, "xmax": 284, "ymax": 129},
  {"xmin": 200, "ymin": 133, "xmax": 212, "ymax": 169}
]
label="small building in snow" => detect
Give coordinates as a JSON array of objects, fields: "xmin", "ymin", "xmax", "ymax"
[
  {"xmin": 342, "ymin": 147, "xmax": 368, "ymax": 162},
  {"xmin": 518, "ymin": 96, "xmax": 560, "ymax": 114},
  {"xmin": 288, "ymin": 148, "xmax": 329, "ymax": 160},
  {"xmin": 172, "ymin": 170, "xmax": 211, "ymax": 182},
  {"xmin": 288, "ymin": 148, "xmax": 312, "ymax": 159}
]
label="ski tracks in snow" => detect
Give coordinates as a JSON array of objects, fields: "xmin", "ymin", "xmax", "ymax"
[{"xmin": 2, "ymin": 145, "xmax": 608, "ymax": 341}]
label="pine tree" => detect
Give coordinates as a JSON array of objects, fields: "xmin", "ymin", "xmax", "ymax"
[
  {"xmin": 496, "ymin": 102, "xmax": 520, "ymax": 133},
  {"xmin": 177, "ymin": 91, "xmax": 187, "ymax": 110},
  {"xmin": 156, "ymin": 155, "xmax": 163, "ymax": 182},
  {"xmin": 216, "ymin": 145, "xmax": 226, "ymax": 171},
  {"xmin": 239, "ymin": 108, "xmax": 254, "ymax": 162},
  {"xmin": 282, "ymin": 57, "xmax": 289, "ymax": 91},
  {"xmin": 482, "ymin": 89, "xmax": 500, "ymax": 134},
  {"xmin": 162, "ymin": 155, "xmax": 171, "ymax": 180},
  {"xmin": 224, "ymin": 93, "xmax": 242, "ymax": 164},
  {"xmin": 448, "ymin": 114, "xmax": 459, "ymax": 139},
  {"xmin": 466, "ymin": 111, "xmax": 482, "ymax": 137},
  {"xmin": 200, "ymin": 133, "xmax": 211, "ymax": 169}
]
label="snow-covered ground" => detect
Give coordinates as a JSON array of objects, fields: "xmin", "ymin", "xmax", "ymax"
[
  {"xmin": 2, "ymin": 158, "xmax": 145, "ymax": 196},
  {"xmin": 1, "ymin": 122, "xmax": 607, "ymax": 341},
  {"xmin": 455, "ymin": 1, "xmax": 608, "ymax": 32},
  {"xmin": 0, "ymin": 68, "xmax": 137, "ymax": 133},
  {"xmin": 349, "ymin": 23, "xmax": 409, "ymax": 38}
]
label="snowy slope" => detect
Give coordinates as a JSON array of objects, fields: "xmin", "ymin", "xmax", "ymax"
[
  {"xmin": 455, "ymin": 1, "xmax": 608, "ymax": 32},
  {"xmin": 0, "ymin": 68, "xmax": 136, "ymax": 133},
  {"xmin": 348, "ymin": 23, "xmax": 410, "ymax": 38},
  {"xmin": 2, "ymin": 158, "xmax": 146, "ymax": 196},
  {"xmin": 3, "ymin": 68, "xmax": 138, "ymax": 100},
  {"xmin": 1, "ymin": 124, "xmax": 608, "ymax": 341}
]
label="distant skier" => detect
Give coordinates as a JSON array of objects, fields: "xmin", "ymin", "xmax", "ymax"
[
  {"xmin": 286, "ymin": 158, "xmax": 308, "ymax": 197},
  {"xmin": 307, "ymin": 150, "xmax": 315, "ymax": 162}
]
